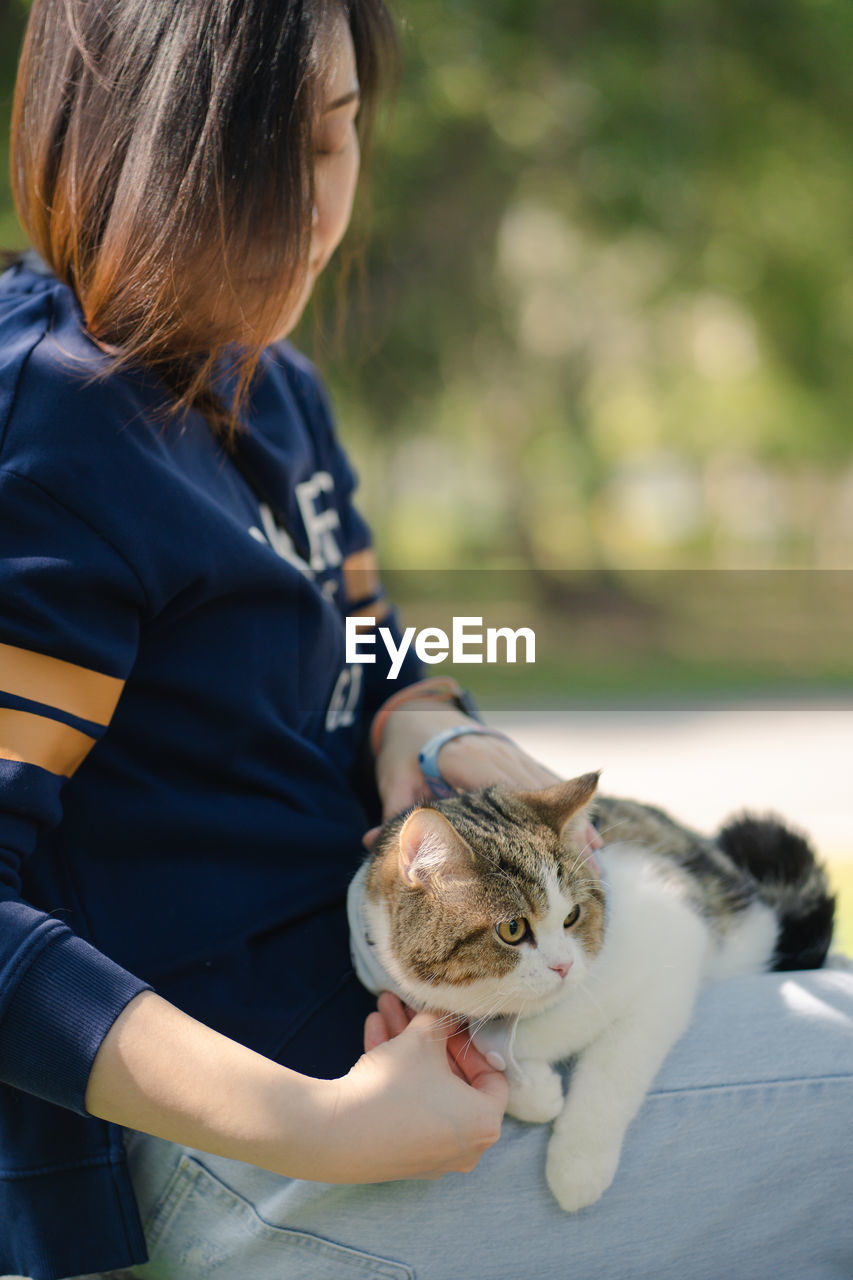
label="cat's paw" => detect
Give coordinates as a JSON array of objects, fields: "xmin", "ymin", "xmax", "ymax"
[
  {"xmin": 506, "ymin": 1062, "xmax": 564, "ymax": 1124},
  {"xmin": 545, "ymin": 1138, "xmax": 620, "ymax": 1213}
]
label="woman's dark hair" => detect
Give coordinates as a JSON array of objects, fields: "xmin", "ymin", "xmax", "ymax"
[{"xmin": 11, "ymin": 0, "xmax": 397, "ymax": 433}]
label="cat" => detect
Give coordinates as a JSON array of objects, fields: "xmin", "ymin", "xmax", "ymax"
[{"xmin": 347, "ymin": 772, "xmax": 835, "ymax": 1212}]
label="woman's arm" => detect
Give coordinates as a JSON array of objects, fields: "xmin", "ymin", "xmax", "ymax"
[
  {"xmin": 374, "ymin": 698, "xmax": 563, "ymax": 817},
  {"xmin": 373, "ymin": 695, "xmax": 604, "ymax": 857},
  {"xmin": 85, "ymin": 987, "xmax": 508, "ymax": 1184}
]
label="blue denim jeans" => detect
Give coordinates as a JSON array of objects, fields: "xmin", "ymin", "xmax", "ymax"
[{"xmin": 112, "ymin": 967, "xmax": 853, "ymax": 1280}]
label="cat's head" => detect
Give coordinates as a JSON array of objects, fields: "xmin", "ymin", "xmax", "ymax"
[{"xmin": 363, "ymin": 772, "xmax": 605, "ymax": 1020}]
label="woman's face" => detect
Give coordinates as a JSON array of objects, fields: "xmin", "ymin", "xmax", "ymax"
[
  {"xmin": 311, "ymin": 15, "xmax": 362, "ymax": 281},
  {"xmin": 270, "ymin": 14, "xmax": 362, "ymax": 340}
]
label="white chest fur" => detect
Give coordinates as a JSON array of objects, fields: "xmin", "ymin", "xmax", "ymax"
[{"xmin": 508, "ymin": 843, "xmax": 777, "ymax": 1210}]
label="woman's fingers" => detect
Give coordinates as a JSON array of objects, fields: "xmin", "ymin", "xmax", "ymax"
[
  {"xmin": 348, "ymin": 1001, "xmax": 508, "ymax": 1182},
  {"xmin": 446, "ymin": 1028, "xmax": 509, "ymax": 1101},
  {"xmin": 376, "ymin": 759, "xmax": 432, "ymax": 820},
  {"xmin": 365, "ymin": 997, "xmax": 509, "ymax": 1095},
  {"xmin": 377, "ymin": 991, "xmax": 415, "ymax": 1036},
  {"xmin": 363, "ymin": 1010, "xmax": 389, "ymax": 1052},
  {"xmin": 370, "ymin": 1000, "xmax": 509, "ymax": 1101},
  {"xmin": 363, "ymin": 994, "xmax": 414, "ymax": 1052},
  {"xmin": 436, "ymin": 736, "xmax": 559, "ymax": 794}
]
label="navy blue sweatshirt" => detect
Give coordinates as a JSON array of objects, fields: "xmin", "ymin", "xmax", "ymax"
[{"xmin": 0, "ymin": 258, "xmax": 421, "ymax": 1279}]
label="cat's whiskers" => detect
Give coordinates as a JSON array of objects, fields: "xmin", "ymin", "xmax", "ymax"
[
  {"xmin": 563, "ymin": 819, "xmax": 629, "ymax": 874},
  {"xmin": 562, "ymin": 829, "xmax": 619, "ymax": 883},
  {"xmin": 417, "ymin": 989, "xmax": 502, "ymax": 1059},
  {"xmin": 418, "ymin": 982, "xmax": 473, "ymax": 1035},
  {"xmin": 572, "ymin": 968, "xmax": 608, "ymax": 1019},
  {"xmin": 435, "ymin": 1012, "xmax": 466, "ymax": 1034},
  {"xmin": 456, "ymin": 978, "xmax": 518, "ymax": 1029},
  {"xmin": 464, "ymin": 998, "xmax": 514, "ymax": 1053},
  {"xmin": 413, "ymin": 970, "xmax": 499, "ymax": 1036},
  {"xmin": 465, "ymin": 986, "xmax": 507, "ymax": 1023},
  {"xmin": 588, "ymin": 819, "xmax": 631, "ymax": 844},
  {"xmin": 565, "ymin": 841, "xmax": 601, "ymax": 878},
  {"xmin": 461, "ymin": 1005, "xmax": 524, "ymax": 1069}
]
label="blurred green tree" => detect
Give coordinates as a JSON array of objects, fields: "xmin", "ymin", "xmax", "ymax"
[
  {"xmin": 310, "ymin": 0, "xmax": 853, "ymax": 569},
  {"xmin": 0, "ymin": 2, "xmax": 28, "ymax": 247}
]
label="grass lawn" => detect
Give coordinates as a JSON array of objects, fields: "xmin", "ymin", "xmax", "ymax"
[{"xmin": 827, "ymin": 858, "xmax": 853, "ymax": 958}]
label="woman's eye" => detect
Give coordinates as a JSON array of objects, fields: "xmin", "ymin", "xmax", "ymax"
[
  {"xmin": 315, "ymin": 139, "xmax": 343, "ymax": 157},
  {"xmin": 564, "ymin": 905, "xmax": 581, "ymax": 929},
  {"xmin": 315, "ymin": 120, "xmax": 357, "ymax": 158},
  {"xmin": 496, "ymin": 918, "xmax": 529, "ymax": 945}
]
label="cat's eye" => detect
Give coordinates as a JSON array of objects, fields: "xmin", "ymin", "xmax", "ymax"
[
  {"xmin": 564, "ymin": 905, "xmax": 581, "ymax": 929},
  {"xmin": 496, "ymin": 918, "xmax": 529, "ymax": 945}
]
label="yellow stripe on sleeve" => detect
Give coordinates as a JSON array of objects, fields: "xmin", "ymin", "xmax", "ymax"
[
  {"xmin": 348, "ymin": 598, "xmax": 391, "ymax": 621},
  {"xmin": 0, "ymin": 643, "xmax": 124, "ymax": 727},
  {"xmin": 342, "ymin": 548, "xmax": 382, "ymax": 606},
  {"xmin": 0, "ymin": 708, "xmax": 97, "ymax": 777}
]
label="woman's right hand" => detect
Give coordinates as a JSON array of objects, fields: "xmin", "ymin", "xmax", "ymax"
[
  {"xmin": 314, "ymin": 992, "xmax": 508, "ymax": 1184},
  {"xmin": 84, "ymin": 987, "xmax": 506, "ymax": 1190}
]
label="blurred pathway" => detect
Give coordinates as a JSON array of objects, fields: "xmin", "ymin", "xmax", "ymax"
[{"xmin": 490, "ymin": 699, "xmax": 853, "ymax": 861}]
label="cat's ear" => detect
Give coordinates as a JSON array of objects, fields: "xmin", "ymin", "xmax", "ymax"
[
  {"xmin": 517, "ymin": 771, "xmax": 600, "ymax": 838},
  {"xmin": 397, "ymin": 807, "xmax": 475, "ymax": 891}
]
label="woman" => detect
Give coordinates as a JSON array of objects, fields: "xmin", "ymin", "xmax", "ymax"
[{"xmin": 1, "ymin": 2, "xmax": 851, "ymax": 1277}]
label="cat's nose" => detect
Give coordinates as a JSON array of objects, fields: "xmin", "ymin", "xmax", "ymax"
[{"xmin": 550, "ymin": 961, "xmax": 571, "ymax": 979}]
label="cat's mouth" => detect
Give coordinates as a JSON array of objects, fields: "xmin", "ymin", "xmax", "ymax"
[{"xmin": 512, "ymin": 985, "xmax": 574, "ymax": 1017}]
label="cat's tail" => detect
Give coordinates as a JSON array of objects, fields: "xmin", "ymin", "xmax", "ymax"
[{"xmin": 716, "ymin": 815, "xmax": 836, "ymax": 971}]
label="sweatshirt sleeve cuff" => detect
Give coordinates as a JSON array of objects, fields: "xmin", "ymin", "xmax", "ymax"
[{"xmin": 0, "ymin": 925, "xmax": 151, "ymax": 1116}]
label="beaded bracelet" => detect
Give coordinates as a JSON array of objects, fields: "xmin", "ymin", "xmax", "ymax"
[{"xmin": 369, "ymin": 675, "xmax": 481, "ymax": 757}]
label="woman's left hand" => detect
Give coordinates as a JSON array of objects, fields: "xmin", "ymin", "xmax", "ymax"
[
  {"xmin": 372, "ymin": 702, "xmax": 602, "ymax": 862},
  {"xmin": 373, "ymin": 702, "xmax": 551, "ymax": 818}
]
